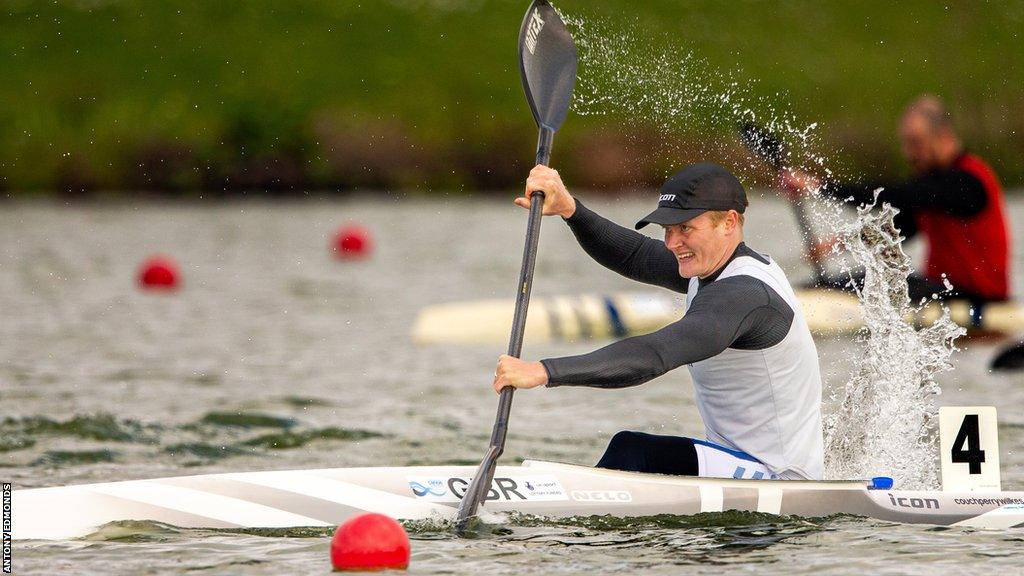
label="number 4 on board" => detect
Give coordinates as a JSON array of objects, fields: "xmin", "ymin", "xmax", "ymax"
[
  {"xmin": 950, "ymin": 414, "xmax": 985, "ymax": 474},
  {"xmin": 938, "ymin": 406, "xmax": 1001, "ymax": 492}
]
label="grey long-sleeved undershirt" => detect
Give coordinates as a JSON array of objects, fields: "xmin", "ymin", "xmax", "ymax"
[{"xmin": 540, "ymin": 200, "xmax": 795, "ymax": 389}]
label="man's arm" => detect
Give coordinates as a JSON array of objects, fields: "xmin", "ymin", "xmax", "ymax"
[
  {"xmin": 517, "ymin": 164, "xmax": 687, "ymax": 293},
  {"xmin": 817, "ymin": 181, "xmax": 920, "ymax": 240},
  {"xmin": 565, "ymin": 200, "xmax": 689, "ymax": 293},
  {"xmin": 540, "ymin": 276, "xmax": 794, "ymax": 388},
  {"xmin": 783, "ymin": 168, "xmax": 986, "ymax": 242},
  {"xmin": 820, "ymin": 171, "xmax": 986, "ymax": 242},
  {"xmin": 819, "ymin": 170, "xmax": 987, "ymax": 218}
]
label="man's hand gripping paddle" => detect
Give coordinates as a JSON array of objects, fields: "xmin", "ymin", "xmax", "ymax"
[{"xmin": 454, "ymin": 0, "xmax": 577, "ymax": 533}]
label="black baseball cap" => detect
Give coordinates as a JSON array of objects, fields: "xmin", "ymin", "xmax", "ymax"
[{"xmin": 635, "ymin": 163, "xmax": 748, "ymax": 229}]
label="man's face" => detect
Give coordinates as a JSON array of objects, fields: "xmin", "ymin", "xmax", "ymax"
[
  {"xmin": 900, "ymin": 113, "xmax": 940, "ymax": 173},
  {"xmin": 662, "ymin": 211, "xmax": 735, "ymax": 279}
]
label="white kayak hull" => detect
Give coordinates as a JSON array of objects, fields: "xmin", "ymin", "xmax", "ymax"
[
  {"xmin": 412, "ymin": 290, "xmax": 1024, "ymax": 344},
  {"xmin": 13, "ymin": 460, "xmax": 1024, "ymax": 540}
]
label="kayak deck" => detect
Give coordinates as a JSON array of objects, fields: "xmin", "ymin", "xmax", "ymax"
[{"xmin": 12, "ymin": 460, "xmax": 1024, "ymax": 540}]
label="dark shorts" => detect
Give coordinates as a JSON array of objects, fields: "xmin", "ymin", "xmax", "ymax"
[{"xmin": 596, "ymin": 431, "xmax": 776, "ymax": 479}]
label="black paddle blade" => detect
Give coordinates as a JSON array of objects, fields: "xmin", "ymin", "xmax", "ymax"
[
  {"xmin": 990, "ymin": 341, "xmax": 1024, "ymax": 371},
  {"xmin": 739, "ymin": 122, "xmax": 788, "ymax": 170},
  {"xmin": 456, "ymin": 2, "xmax": 577, "ymax": 534},
  {"xmin": 519, "ymin": 0, "xmax": 577, "ymax": 132}
]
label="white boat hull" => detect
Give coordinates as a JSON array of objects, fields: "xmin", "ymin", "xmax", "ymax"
[
  {"xmin": 13, "ymin": 460, "xmax": 1024, "ymax": 540},
  {"xmin": 411, "ymin": 290, "xmax": 1024, "ymax": 344}
]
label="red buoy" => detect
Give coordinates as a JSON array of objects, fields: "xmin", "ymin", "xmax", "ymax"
[
  {"xmin": 333, "ymin": 225, "xmax": 373, "ymax": 259},
  {"xmin": 138, "ymin": 256, "xmax": 180, "ymax": 290},
  {"xmin": 330, "ymin": 513, "xmax": 410, "ymax": 572}
]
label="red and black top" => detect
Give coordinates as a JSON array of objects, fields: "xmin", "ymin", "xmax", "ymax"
[
  {"xmin": 915, "ymin": 154, "xmax": 1010, "ymax": 301},
  {"xmin": 823, "ymin": 152, "xmax": 1011, "ymax": 301}
]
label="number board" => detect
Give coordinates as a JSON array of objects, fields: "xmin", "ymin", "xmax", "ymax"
[{"xmin": 938, "ymin": 406, "xmax": 1000, "ymax": 492}]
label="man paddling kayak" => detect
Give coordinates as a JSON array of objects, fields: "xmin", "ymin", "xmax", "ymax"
[
  {"xmin": 493, "ymin": 162, "xmax": 824, "ymax": 480},
  {"xmin": 782, "ymin": 95, "xmax": 1012, "ymax": 304}
]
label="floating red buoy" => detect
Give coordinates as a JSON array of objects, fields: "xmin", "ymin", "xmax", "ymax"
[
  {"xmin": 138, "ymin": 256, "xmax": 180, "ymax": 290},
  {"xmin": 333, "ymin": 224, "xmax": 373, "ymax": 259},
  {"xmin": 330, "ymin": 513, "xmax": 410, "ymax": 572}
]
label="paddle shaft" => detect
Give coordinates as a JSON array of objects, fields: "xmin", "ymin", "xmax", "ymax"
[
  {"xmin": 760, "ymin": 155, "xmax": 826, "ymax": 283},
  {"xmin": 739, "ymin": 123, "xmax": 827, "ymax": 283},
  {"xmin": 455, "ymin": 127, "xmax": 553, "ymax": 527},
  {"xmin": 788, "ymin": 197, "xmax": 826, "ymax": 283}
]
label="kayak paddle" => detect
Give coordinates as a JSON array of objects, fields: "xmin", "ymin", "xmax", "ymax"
[
  {"xmin": 739, "ymin": 122, "xmax": 826, "ymax": 284},
  {"xmin": 455, "ymin": 0, "xmax": 577, "ymax": 532}
]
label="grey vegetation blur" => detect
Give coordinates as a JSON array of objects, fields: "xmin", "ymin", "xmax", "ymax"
[{"xmin": 1, "ymin": 0, "xmax": 1022, "ymax": 196}]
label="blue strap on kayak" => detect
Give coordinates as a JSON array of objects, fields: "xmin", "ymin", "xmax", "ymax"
[
  {"xmin": 602, "ymin": 296, "xmax": 628, "ymax": 338},
  {"xmin": 869, "ymin": 476, "xmax": 894, "ymax": 490}
]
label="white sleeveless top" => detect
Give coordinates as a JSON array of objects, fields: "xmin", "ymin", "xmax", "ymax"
[{"xmin": 684, "ymin": 255, "xmax": 824, "ymax": 480}]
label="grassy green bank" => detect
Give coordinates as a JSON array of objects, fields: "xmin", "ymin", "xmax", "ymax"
[{"xmin": 1, "ymin": 0, "xmax": 1022, "ymax": 195}]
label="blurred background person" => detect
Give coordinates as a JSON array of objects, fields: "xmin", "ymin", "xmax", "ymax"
[{"xmin": 782, "ymin": 95, "xmax": 1011, "ymax": 305}]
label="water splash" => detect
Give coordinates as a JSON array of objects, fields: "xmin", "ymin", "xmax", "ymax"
[
  {"xmin": 563, "ymin": 12, "xmax": 838, "ymax": 187},
  {"xmin": 822, "ymin": 198, "xmax": 965, "ymax": 488},
  {"xmin": 564, "ymin": 10, "xmax": 847, "ymax": 278},
  {"xmin": 561, "ymin": 11, "xmax": 964, "ymax": 487}
]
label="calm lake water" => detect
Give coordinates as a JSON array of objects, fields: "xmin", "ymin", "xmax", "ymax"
[{"xmin": 3, "ymin": 193, "xmax": 1023, "ymax": 575}]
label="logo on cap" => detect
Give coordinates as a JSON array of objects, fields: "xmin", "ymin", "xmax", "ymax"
[{"xmin": 659, "ymin": 194, "xmax": 676, "ymax": 202}]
